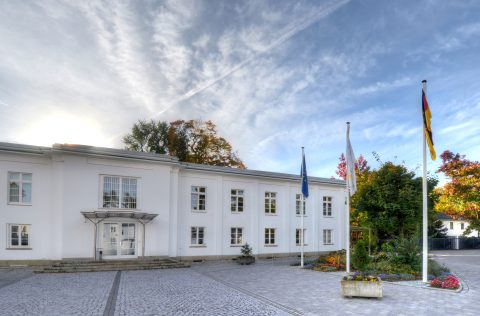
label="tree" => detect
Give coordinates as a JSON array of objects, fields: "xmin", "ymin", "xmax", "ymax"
[
  {"xmin": 123, "ymin": 119, "xmax": 246, "ymax": 168},
  {"xmin": 434, "ymin": 150, "xmax": 480, "ymax": 236},
  {"xmin": 351, "ymin": 162, "xmax": 437, "ymax": 240},
  {"xmin": 122, "ymin": 120, "xmax": 169, "ymax": 154},
  {"xmin": 335, "ymin": 153, "xmax": 370, "ymax": 180}
]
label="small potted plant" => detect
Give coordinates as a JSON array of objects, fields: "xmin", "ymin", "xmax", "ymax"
[{"xmin": 236, "ymin": 243, "xmax": 255, "ymax": 265}]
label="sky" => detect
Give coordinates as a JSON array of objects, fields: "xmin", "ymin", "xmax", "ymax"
[{"xmin": 1, "ymin": 0, "xmax": 479, "ymax": 183}]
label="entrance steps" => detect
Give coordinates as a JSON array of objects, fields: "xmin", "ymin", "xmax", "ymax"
[{"xmin": 34, "ymin": 258, "xmax": 189, "ymax": 273}]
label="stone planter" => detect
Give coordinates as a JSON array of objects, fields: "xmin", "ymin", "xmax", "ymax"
[
  {"xmin": 236, "ymin": 256, "xmax": 255, "ymax": 265},
  {"xmin": 341, "ymin": 279, "xmax": 383, "ymax": 298}
]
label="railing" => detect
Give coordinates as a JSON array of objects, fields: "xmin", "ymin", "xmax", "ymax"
[{"xmin": 429, "ymin": 237, "xmax": 480, "ymax": 250}]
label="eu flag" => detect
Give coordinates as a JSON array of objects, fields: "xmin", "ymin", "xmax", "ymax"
[{"xmin": 301, "ymin": 149, "xmax": 309, "ymax": 198}]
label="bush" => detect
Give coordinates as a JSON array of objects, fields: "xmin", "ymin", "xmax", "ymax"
[
  {"xmin": 366, "ymin": 261, "xmax": 416, "ymax": 275},
  {"xmin": 240, "ymin": 243, "xmax": 253, "ymax": 257},
  {"xmin": 442, "ymin": 275, "xmax": 459, "ymax": 289},
  {"xmin": 387, "ymin": 235, "xmax": 421, "ymax": 270},
  {"xmin": 352, "ymin": 240, "xmax": 370, "ymax": 271},
  {"xmin": 428, "ymin": 259, "xmax": 450, "ymax": 277},
  {"xmin": 430, "ymin": 278, "xmax": 442, "ymax": 288}
]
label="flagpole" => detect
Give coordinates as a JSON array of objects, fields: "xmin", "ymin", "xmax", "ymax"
[
  {"xmin": 346, "ymin": 122, "xmax": 351, "ymax": 274},
  {"xmin": 422, "ymin": 80, "xmax": 428, "ymax": 283},
  {"xmin": 301, "ymin": 147, "xmax": 305, "ymax": 268}
]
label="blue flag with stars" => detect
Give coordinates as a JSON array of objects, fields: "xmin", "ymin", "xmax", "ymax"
[{"xmin": 301, "ymin": 149, "xmax": 309, "ymax": 198}]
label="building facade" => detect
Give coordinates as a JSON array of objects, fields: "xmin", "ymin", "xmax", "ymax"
[
  {"xmin": 438, "ymin": 213, "xmax": 479, "ymax": 237},
  {"xmin": 0, "ymin": 142, "xmax": 347, "ymax": 261}
]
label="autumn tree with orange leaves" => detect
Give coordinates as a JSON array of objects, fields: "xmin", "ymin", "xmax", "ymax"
[{"xmin": 435, "ymin": 150, "xmax": 480, "ymax": 236}]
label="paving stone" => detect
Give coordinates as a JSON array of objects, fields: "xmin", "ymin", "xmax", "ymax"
[{"xmin": 0, "ymin": 250, "xmax": 478, "ymax": 315}]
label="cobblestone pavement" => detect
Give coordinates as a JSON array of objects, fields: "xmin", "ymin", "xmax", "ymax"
[
  {"xmin": 115, "ymin": 269, "xmax": 293, "ymax": 316},
  {"xmin": 0, "ymin": 271, "xmax": 114, "ymax": 316},
  {"xmin": 0, "ymin": 250, "xmax": 478, "ymax": 316}
]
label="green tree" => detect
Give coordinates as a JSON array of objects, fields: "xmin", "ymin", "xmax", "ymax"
[
  {"xmin": 434, "ymin": 150, "xmax": 480, "ymax": 236},
  {"xmin": 352, "ymin": 162, "xmax": 437, "ymax": 239},
  {"xmin": 122, "ymin": 120, "xmax": 169, "ymax": 154},
  {"xmin": 123, "ymin": 119, "xmax": 246, "ymax": 168}
]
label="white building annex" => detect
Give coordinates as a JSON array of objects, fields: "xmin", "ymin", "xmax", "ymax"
[{"xmin": 0, "ymin": 142, "xmax": 347, "ymax": 262}]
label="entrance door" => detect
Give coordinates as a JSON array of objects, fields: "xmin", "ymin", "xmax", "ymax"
[{"xmin": 102, "ymin": 222, "xmax": 137, "ymax": 258}]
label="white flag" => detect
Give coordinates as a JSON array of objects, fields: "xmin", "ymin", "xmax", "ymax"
[{"xmin": 346, "ymin": 123, "xmax": 357, "ymax": 196}]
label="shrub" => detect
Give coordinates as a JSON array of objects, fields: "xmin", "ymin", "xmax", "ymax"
[
  {"xmin": 352, "ymin": 240, "xmax": 370, "ymax": 271},
  {"xmin": 366, "ymin": 261, "xmax": 416, "ymax": 275},
  {"xmin": 387, "ymin": 235, "xmax": 421, "ymax": 270},
  {"xmin": 240, "ymin": 243, "xmax": 253, "ymax": 257},
  {"xmin": 442, "ymin": 275, "xmax": 459, "ymax": 289},
  {"xmin": 428, "ymin": 259, "xmax": 450, "ymax": 277},
  {"xmin": 430, "ymin": 279, "xmax": 442, "ymax": 288}
]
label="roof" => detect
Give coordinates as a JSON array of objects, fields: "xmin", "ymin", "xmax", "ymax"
[
  {"xmin": 0, "ymin": 142, "xmax": 345, "ymax": 187},
  {"xmin": 182, "ymin": 162, "xmax": 345, "ymax": 186},
  {"xmin": 437, "ymin": 213, "xmax": 466, "ymax": 221}
]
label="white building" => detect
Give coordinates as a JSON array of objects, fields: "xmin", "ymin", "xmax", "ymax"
[
  {"xmin": 0, "ymin": 142, "xmax": 347, "ymax": 262},
  {"xmin": 438, "ymin": 213, "xmax": 478, "ymax": 238}
]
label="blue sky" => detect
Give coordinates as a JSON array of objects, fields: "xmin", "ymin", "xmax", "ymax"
[{"xmin": 1, "ymin": 1, "xmax": 479, "ymax": 182}]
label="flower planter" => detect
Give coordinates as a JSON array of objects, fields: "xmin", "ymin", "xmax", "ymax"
[
  {"xmin": 236, "ymin": 256, "xmax": 255, "ymax": 265},
  {"xmin": 341, "ymin": 279, "xmax": 383, "ymax": 298}
]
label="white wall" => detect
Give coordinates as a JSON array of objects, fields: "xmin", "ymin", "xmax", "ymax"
[
  {"xmin": 0, "ymin": 152, "xmax": 55, "ymax": 260},
  {"xmin": 178, "ymin": 169, "xmax": 346, "ymax": 258},
  {"xmin": 442, "ymin": 220, "xmax": 478, "ymax": 237},
  {"xmin": 1, "ymin": 147, "xmax": 346, "ymax": 261},
  {"xmin": 57, "ymin": 154, "xmax": 173, "ymax": 259}
]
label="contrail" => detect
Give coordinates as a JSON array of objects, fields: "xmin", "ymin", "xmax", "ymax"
[{"xmin": 153, "ymin": 0, "xmax": 350, "ymax": 117}]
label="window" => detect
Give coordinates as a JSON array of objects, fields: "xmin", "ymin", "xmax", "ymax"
[
  {"xmin": 7, "ymin": 224, "xmax": 30, "ymax": 248},
  {"xmin": 265, "ymin": 192, "xmax": 276, "ymax": 214},
  {"xmin": 265, "ymin": 228, "xmax": 276, "ymax": 245},
  {"xmin": 191, "ymin": 186, "xmax": 206, "ymax": 211},
  {"xmin": 8, "ymin": 172, "xmax": 32, "ymax": 204},
  {"xmin": 296, "ymin": 229, "xmax": 306, "ymax": 246},
  {"xmin": 231, "ymin": 189, "xmax": 244, "ymax": 213},
  {"xmin": 295, "ymin": 194, "xmax": 306, "ymax": 215},
  {"xmin": 450, "ymin": 222, "xmax": 454, "ymax": 230},
  {"xmin": 102, "ymin": 176, "xmax": 137, "ymax": 209},
  {"xmin": 461, "ymin": 222, "xmax": 465, "ymax": 230},
  {"xmin": 231, "ymin": 227, "xmax": 243, "ymax": 245},
  {"xmin": 323, "ymin": 196, "xmax": 332, "ymax": 216},
  {"xmin": 323, "ymin": 229, "xmax": 333, "ymax": 245},
  {"xmin": 191, "ymin": 227, "xmax": 205, "ymax": 245}
]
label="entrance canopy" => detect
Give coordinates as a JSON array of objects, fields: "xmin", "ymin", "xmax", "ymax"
[{"xmin": 81, "ymin": 210, "xmax": 158, "ymax": 224}]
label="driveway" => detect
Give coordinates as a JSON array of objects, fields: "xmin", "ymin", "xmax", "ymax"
[{"xmin": 0, "ymin": 250, "xmax": 478, "ymax": 315}]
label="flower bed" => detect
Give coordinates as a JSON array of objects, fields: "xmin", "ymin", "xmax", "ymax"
[{"xmin": 430, "ymin": 275, "xmax": 459, "ymax": 290}]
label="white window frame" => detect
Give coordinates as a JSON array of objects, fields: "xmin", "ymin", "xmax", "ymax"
[
  {"xmin": 7, "ymin": 224, "xmax": 31, "ymax": 249},
  {"xmin": 101, "ymin": 175, "xmax": 137, "ymax": 209},
  {"xmin": 265, "ymin": 228, "xmax": 276, "ymax": 245},
  {"xmin": 191, "ymin": 227, "xmax": 205, "ymax": 246},
  {"xmin": 191, "ymin": 186, "xmax": 207, "ymax": 211},
  {"xmin": 230, "ymin": 189, "xmax": 244, "ymax": 213},
  {"xmin": 323, "ymin": 196, "xmax": 333, "ymax": 217},
  {"xmin": 295, "ymin": 194, "xmax": 306, "ymax": 215},
  {"xmin": 296, "ymin": 228, "xmax": 306, "ymax": 246},
  {"xmin": 7, "ymin": 172, "xmax": 32, "ymax": 205},
  {"xmin": 265, "ymin": 192, "xmax": 277, "ymax": 214},
  {"xmin": 323, "ymin": 229, "xmax": 333, "ymax": 245},
  {"xmin": 230, "ymin": 227, "xmax": 243, "ymax": 246}
]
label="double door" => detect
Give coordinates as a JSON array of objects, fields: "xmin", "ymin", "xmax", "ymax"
[{"xmin": 102, "ymin": 223, "xmax": 136, "ymax": 258}]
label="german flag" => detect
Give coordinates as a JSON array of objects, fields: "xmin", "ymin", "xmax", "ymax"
[{"xmin": 422, "ymin": 82, "xmax": 436, "ymax": 160}]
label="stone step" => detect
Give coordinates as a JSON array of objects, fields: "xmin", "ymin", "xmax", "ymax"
[
  {"xmin": 50, "ymin": 260, "xmax": 180, "ymax": 268},
  {"xmin": 34, "ymin": 259, "xmax": 189, "ymax": 273}
]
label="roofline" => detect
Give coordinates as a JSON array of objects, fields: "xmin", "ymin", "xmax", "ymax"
[
  {"xmin": 0, "ymin": 142, "xmax": 51, "ymax": 155},
  {"xmin": 181, "ymin": 162, "xmax": 345, "ymax": 186},
  {"xmin": 52, "ymin": 143, "xmax": 178, "ymax": 163},
  {"xmin": 0, "ymin": 142, "xmax": 345, "ymax": 186}
]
